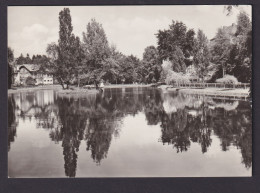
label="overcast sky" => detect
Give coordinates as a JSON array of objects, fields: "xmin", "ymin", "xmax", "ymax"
[{"xmin": 8, "ymin": 5, "xmax": 251, "ymax": 59}]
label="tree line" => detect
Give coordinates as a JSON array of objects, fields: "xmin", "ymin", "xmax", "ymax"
[
  {"xmin": 45, "ymin": 8, "xmax": 165, "ymax": 89},
  {"xmin": 8, "ymin": 7, "xmax": 252, "ymax": 89}
]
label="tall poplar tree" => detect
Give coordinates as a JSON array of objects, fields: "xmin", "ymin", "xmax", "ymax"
[{"xmin": 57, "ymin": 8, "xmax": 75, "ymax": 88}]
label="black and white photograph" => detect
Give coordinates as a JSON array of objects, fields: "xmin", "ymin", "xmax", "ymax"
[{"xmin": 7, "ymin": 5, "xmax": 252, "ymax": 178}]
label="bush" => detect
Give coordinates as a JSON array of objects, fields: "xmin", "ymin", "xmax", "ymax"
[
  {"xmin": 165, "ymin": 71, "xmax": 190, "ymax": 85},
  {"xmin": 160, "ymin": 60, "xmax": 191, "ymax": 85},
  {"xmin": 25, "ymin": 76, "xmax": 36, "ymax": 86},
  {"xmin": 160, "ymin": 60, "xmax": 173, "ymax": 82},
  {"xmin": 216, "ymin": 75, "xmax": 238, "ymax": 84}
]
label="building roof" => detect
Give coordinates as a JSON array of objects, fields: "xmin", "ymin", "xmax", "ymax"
[{"xmin": 15, "ymin": 64, "xmax": 40, "ymax": 73}]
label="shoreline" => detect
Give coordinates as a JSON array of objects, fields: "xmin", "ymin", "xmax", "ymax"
[
  {"xmin": 102, "ymin": 84, "xmax": 152, "ymax": 88},
  {"xmin": 7, "ymin": 84, "xmax": 152, "ymax": 94},
  {"xmin": 159, "ymin": 85, "xmax": 250, "ymax": 98},
  {"xmin": 8, "ymin": 85, "xmax": 62, "ymax": 94},
  {"xmin": 8, "ymin": 84, "xmax": 250, "ymax": 98}
]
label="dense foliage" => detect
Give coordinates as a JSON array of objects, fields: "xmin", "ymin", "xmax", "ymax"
[
  {"xmin": 156, "ymin": 21, "xmax": 195, "ymax": 73},
  {"xmin": 193, "ymin": 30, "xmax": 211, "ymax": 82},
  {"xmin": 8, "ymin": 47, "xmax": 14, "ymax": 88},
  {"xmin": 10, "ymin": 7, "xmax": 252, "ymax": 88},
  {"xmin": 141, "ymin": 46, "xmax": 162, "ymax": 83},
  {"xmin": 25, "ymin": 76, "xmax": 36, "ymax": 86},
  {"xmin": 210, "ymin": 12, "xmax": 252, "ymax": 83},
  {"xmin": 160, "ymin": 60, "xmax": 190, "ymax": 85}
]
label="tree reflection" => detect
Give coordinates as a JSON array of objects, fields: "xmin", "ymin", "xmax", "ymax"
[
  {"xmin": 210, "ymin": 101, "xmax": 252, "ymax": 168},
  {"xmin": 8, "ymin": 88, "xmax": 252, "ymax": 176},
  {"xmin": 158, "ymin": 93, "xmax": 251, "ymax": 168},
  {"xmin": 55, "ymin": 91, "xmax": 125, "ymax": 175},
  {"xmin": 8, "ymin": 96, "xmax": 17, "ymax": 151},
  {"xmin": 143, "ymin": 89, "xmax": 164, "ymax": 125},
  {"xmin": 56, "ymin": 97, "xmax": 86, "ymax": 177},
  {"xmin": 160, "ymin": 110, "xmax": 190, "ymax": 152},
  {"xmin": 84, "ymin": 91, "xmax": 124, "ymax": 164},
  {"xmin": 85, "ymin": 117, "xmax": 114, "ymax": 164}
]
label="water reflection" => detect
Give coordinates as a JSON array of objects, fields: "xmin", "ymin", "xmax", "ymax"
[
  {"xmin": 160, "ymin": 93, "xmax": 252, "ymax": 168},
  {"xmin": 8, "ymin": 96, "xmax": 17, "ymax": 151},
  {"xmin": 8, "ymin": 88, "xmax": 252, "ymax": 177}
]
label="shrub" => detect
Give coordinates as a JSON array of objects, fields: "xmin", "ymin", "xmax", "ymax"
[
  {"xmin": 165, "ymin": 71, "xmax": 190, "ymax": 85},
  {"xmin": 161, "ymin": 60, "xmax": 190, "ymax": 85},
  {"xmin": 25, "ymin": 76, "xmax": 36, "ymax": 86},
  {"xmin": 216, "ymin": 75, "xmax": 238, "ymax": 84},
  {"xmin": 160, "ymin": 60, "xmax": 172, "ymax": 82}
]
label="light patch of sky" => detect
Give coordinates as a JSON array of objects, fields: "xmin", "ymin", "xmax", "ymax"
[{"xmin": 8, "ymin": 5, "xmax": 251, "ymax": 59}]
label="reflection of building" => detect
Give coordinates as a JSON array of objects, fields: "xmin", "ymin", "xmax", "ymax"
[
  {"xmin": 13, "ymin": 64, "xmax": 53, "ymax": 86},
  {"xmin": 13, "ymin": 90, "xmax": 55, "ymax": 115}
]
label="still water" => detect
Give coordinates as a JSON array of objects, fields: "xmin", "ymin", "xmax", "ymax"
[{"xmin": 8, "ymin": 87, "xmax": 252, "ymax": 177}]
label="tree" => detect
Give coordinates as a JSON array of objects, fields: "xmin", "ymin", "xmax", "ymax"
[
  {"xmin": 31, "ymin": 54, "xmax": 50, "ymax": 74},
  {"xmin": 57, "ymin": 8, "xmax": 76, "ymax": 88},
  {"xmin": 31, "ymin": 54, "xmax": 49, "ymax": 64},
  {"xmin": 25, "ymin": 53, "xmax": 32, "ymax": 63},
  {"xmin": 142, "ymin": 46, "xmax": 162, "ymax": 83},
  {"xmin": 16, "ymin": 53, "xmax": 32, "ymax": 64},
  {"xmin": 16, "ymin": 53, "xmax": 26, "ymax": 65},
  {"xmin": 210, "ymin": 27, "xmax": 233, "ymax": 78},
  {"xmin": 210, "ymin": 11, "xmax": 252, "ymax": 83},
  {"xmin": 46, "ymin": 8, "xmax": 77, "ymax": 89},
  {"xmin": 70, "ymin": 35, "xmax": 85, "ymax": 86},
  {"xmin": 236, "ymin": 12, "xmax": 251, "ymax": 36},
  {"xmin": 8, "ymin": 47, "xmax": 14, "ymax": 88},
  {"xmin": 100, "ymin": 57, "xmax": 119, "ymax": 84},
  {"xmin": 224, "ymin": 5, "xmax": 238, "ymax": 16},
  {"xmin": 156, "ymin": 21, "xmax": 195, "ymax": 73},
  {"xmin": 8, "ymin": 47, "xmax": 14, "ymax": 64},
  {"xmin": 160, "ymin": 60, "xmax": 172, "ymax": 82},
  {"xmin": 118, "ymin": 55, "xmax": 140, "ymax": 84},
  {"xmin": 82, "ymin": 18, "xmax": 110, "ymax": 87},
  {"xmin": 232, "ymin": 12, "xmax": 252, "ymax": 83},
  {"xmin": 193, "ymin": 29, "xmax": 211, "ymax": 82},
  {"xmin": 160, "ymin": 60, "xmax": 190, "ymax": 85}
]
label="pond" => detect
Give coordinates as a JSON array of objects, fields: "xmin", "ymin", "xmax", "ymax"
[{"xmin": 8, "ymin": 87, "xmax": 252, "ymax": 177}]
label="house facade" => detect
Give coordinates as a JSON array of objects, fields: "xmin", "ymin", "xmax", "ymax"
[{"xmin": 13, "ymin": 64, "xmax": 53, "ymax": 86}]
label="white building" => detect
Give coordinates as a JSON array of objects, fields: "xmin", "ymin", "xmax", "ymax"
[{"xmin": 13, "ymin": 64, "xmax": 53, "ymax": 86}]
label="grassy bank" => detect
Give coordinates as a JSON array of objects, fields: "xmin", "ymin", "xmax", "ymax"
[
  {"xmin": 57, "ymin": 87, "xmax": 99, "ymax": 95},
  {"xmin": 103, "ymin": 84, "xmax": 152, "ymax": 88},
  {"xmin": 8, "ymin": 85, "xmax": 100, "ymax": 95},
  {"xmin": 8, "ymin": 85, "xmax": 62, "ymax": 94},
  {"xmin": 8, "ymin": 84, "xmax": 151, "ymax": 95}
]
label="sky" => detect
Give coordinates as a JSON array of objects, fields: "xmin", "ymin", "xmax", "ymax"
[{"xmin": 8, "ymin": 5, "xmax": 251, "ymax": 59}]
